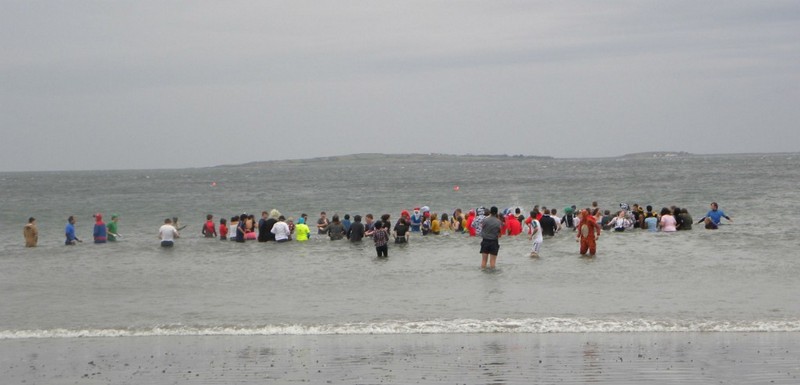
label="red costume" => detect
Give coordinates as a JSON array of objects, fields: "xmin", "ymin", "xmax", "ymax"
[
  {"xmin": 506, "ymin": 213, "xmax": 522, "ymax": 235},
  {"xmin": 577, "ymin": 211, "xmax": 600, "ymax": 255}
]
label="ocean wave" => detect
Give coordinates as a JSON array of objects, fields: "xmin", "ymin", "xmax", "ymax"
[{"xmin": 3, "ymin": 318, "xmax": 800, "ymax": 339}]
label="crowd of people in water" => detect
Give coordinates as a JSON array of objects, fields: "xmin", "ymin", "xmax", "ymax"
[{"xmin": 23, "ymin": 202, "xmax": 732, "ymax": 265}]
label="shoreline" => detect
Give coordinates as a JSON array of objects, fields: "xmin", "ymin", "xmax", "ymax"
[{"xmin": 2, "ymin": 332, "xmax": 797, "ymax": 384}]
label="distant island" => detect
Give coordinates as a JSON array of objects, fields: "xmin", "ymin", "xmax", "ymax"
[
  {"xmin": 618, "ymin": 151, "xmax": 693, "ymax": 159},
  {"xmin": 218, "ymin": 151, "xmax": 763, "ymax": 168},
  {"xmin": 218, "ymin": 153, "xmax": 555, "ymax": 168}
]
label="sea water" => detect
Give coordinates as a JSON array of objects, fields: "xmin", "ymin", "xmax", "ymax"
[{"xmin": 1, "ymin": 154, "xmax": 799, "ymax": 382}]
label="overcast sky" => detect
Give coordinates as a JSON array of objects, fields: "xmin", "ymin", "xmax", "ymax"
[{"xmin": 2, "ymin": 1, "xmax": 799, "ymax": 171}]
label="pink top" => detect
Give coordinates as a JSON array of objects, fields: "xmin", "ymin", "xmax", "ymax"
[{"xmin": 660, "ymin": 215, "xmax": 677, "ymax": 232}]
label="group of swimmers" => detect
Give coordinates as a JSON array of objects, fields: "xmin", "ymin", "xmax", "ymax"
[{"xmin": 25, "ymin": 202, "xmax": 732, "ymax": 266}]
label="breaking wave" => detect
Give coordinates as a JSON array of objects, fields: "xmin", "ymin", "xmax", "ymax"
[{"xmin": 3, "ymin": 317, "xmax": 799, "ymax": 339}]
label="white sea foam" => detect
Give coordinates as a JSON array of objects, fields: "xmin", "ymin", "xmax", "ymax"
[{"xmin": 3, "ymin": 318, "xmax": 799, "ymax": 339}]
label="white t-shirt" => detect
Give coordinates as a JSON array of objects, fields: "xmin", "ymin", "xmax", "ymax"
[
  {"xmin": 271, "ymin": 221, "xmax": 291, "ymax": 241},
  {"xmin": 552, "ymin": 216, "xmax": 562, "ymax": 231},
  {"xmin": 530, "ymin": 219, "xmax": 543, "ymax": 243},
  {"xmin": 159, "ymin": 224, "xmax": 178, "ymax": 241}
]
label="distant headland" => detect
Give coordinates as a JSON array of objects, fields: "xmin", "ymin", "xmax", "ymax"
[{"xmin": 217, "ymin": 152, "xmax": 704, "ymax": 168}]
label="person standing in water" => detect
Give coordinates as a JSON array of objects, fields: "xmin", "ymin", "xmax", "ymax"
[
  {"xmin": 93, "ymin": 213, "xmax": 107, "ymax": 244},
  {"xmin": 159, "ymin": 218, "xmax": 180, "ymax": 247},
  {"xmin": 480, "ymin": 206, "xmax": 502, "ymax": 269},
  {"xmin": 294, "ymin": 217, "xmax": 310, "ymax": 241},
  {"xmin": 372, "ymin": 221, "xmax": 389, "ymax": 258},
  {"xmin": 24, "ymin": 217, "xmax": 38, "ymax": 247},
  {"xmin": 528, "ymin": 214, "xmax": 542, "ymax": 258},
  {"xmin": 65, "ymin": 216, "xmax": 82, "ymax": 245},
  {"xmin": 107, "ymin": 214, "xmax": 120, "ymax": 241},
  {"xmin": 270, "ymin": 215, "xmax": 291, "ymax": 242},
  {"xmin": 202, "ymin": 214, "xmax": 217, "ymax": 238},
  {"xmin": 577, "ymin": 209, "xmax": 601, "ymax": 257},
  {"xmin": 347, "ymin": 215, "xmax": 365, "ymax": 242},
  {"xmin": 317, "ymin": 212, "xmax": 329, "ymax": 235}
]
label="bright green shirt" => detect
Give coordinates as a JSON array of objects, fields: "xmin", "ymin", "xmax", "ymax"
[
  {"xmin": 107, "ymin": 221, "xmax": 118, "ymax": 241},
  {"xmin": 295, "ymin": 223, "xmax": 310, "ymax": 241}
]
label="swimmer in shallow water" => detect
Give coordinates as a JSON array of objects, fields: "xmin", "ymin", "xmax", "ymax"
[{"xmin": 697, "ymin": 202, "xmax": 732, "ymax": 229}]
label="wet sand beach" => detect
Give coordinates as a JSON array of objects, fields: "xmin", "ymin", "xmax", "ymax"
[{"xmin": 3, "ymin": 332, "xmax": 798, "ymax": 384}]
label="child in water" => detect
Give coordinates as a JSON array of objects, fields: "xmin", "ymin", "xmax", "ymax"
[{"xmin": 219, "ymin": 218, "xmax": 228, "ymax": 240}]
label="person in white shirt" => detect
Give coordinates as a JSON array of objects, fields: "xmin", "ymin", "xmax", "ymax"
[
  {"xmin": 607, "ymin": 211, "xmax": 633, "ymax": 232},
  {"xmin": 550, "ymin": 208, "xmax": 563, "ymax": 233},
  {"xmin": 528, "ymin": 217, "xmax": 543, "ymax": 258},
  {"xmin": 270, "ymin": 216, "xmax": 292, "ymax": 242},
  {"xmin": 159, "ymin": 218, "xmax": 180, "ymax": 247}
]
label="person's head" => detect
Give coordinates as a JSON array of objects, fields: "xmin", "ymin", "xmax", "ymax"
[
  {"xmin": 262, "ymin": 211, "xmax": 268, "ymax": 218},
  {"xmin": 164, "ymin": 218, "xmax": 172, "ymax": 224},
  {"xmin": 710, "ymin": 202, "xmax": 718, "ymax": 210},
  {"xmin": 230, "ymin": 216, "xmax": 238, "ymax": 223},
  {"xmin": 399, "ymin": 217, "xmax": 406, "ymax": 225},
  {"xmin": 207, "ymin": 214, "xmax": 213, "ymax": 220},
  {"xmin": 344, "ymin": 214, "xmax": 350, "ymax": 220},
  {"xmin": 618, "ymin": 210, "xmax": 626, "ymax": 217},
  {"xmin": 331, "ymin": 215, "xmax": 340, "ymax": 223},
  {"xmin": 354, "ymin": 215, "xmax": 362, "ymax": 223},
  {"xmin": 374, "ymin": 221, "xmax": 383, "ymax": 230},
  {"xmin": 365, "ymin": 214, "xmax": 374, "ymax": 222},
  {"xmin": 278, "ymin": 215, "xmax": 285, "ymax": 222},
  {"xmin": 579, "ymin": 210, "xmax": 588, "ymax": 219},
  {"xmin": 220, "ymin": 218, "xmax": 227, "ymax": 224},
  {"xmin": 681, "ymin": 208, "xmax": 689, "ymax": 214},
  {"xmin": 301, "ymin": 213, "xmax": 308, "ymax": 220},
  {"xmin": 646, "ymin": 205, "xmax": 653, "ymax": 212},
  {"xmin": 551, "ymin": 208, "xmax": 557, "ymax": 216},
  {"xmin": 381, "ymin": 214, "xmax": 390, "ymax": 222},
  {"xmin": 441, "ymin": 213, "xmax": 449, "ymax": 221},
  {"xmin": 660, "ymin": 207, "xmax": 672, "ymax": 216},
  {"xmin": 111, "ymin": 214, "xmax": 119, "ymax": 221},
  {"xmin": 297, "ymin": 217, "xmax": 305, "ymax": 224},
  {"xmin": 592, "ymin": 201, "xmax": 598, "ymax": 207},
  {"xmin": 490, "ymin": 206, "xmax": 498, "ymax": 216},
  {"xmin": 68, "ymin": 215, "xmax": 75, "ymax": 224},
  {"xmin": 28, "ymin": 217, "xmax": 36, "ymax": 224},
  {"xmin": 604, "ymin": 210, "xmax": 611, "ymax": 215},
  {"xmin": 172, "ymin": 217, "xmax": 179, "ymax": 224},
  {"xmin": 530, "ymin": 210, "xmax": 537, "ymax": 217},
  {"xmin": 515, "ymin": 207, "xmax": 521, "ymax": 215},
  {"xmin": 541, "ymin": 206, "xmax": 548, "ymax": 213},
  {"xmin": 94, "ymin": 213, "xmax": 103, "ymax": 222},
  {"xmin": 239, "ymin": 214, "xmax": 247, "ymax": 222},
  {"xmin": 431, "ymin": 213, "xmax": 437, "ymax": 220},
  {"xmin": 320, "ymin": 211, "xmax": 326, "ymax": 218}
]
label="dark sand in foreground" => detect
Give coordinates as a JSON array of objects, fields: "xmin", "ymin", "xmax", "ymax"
[{"xmin": 2, "ymin": 332, "xmax": 798, "ymax": 384}]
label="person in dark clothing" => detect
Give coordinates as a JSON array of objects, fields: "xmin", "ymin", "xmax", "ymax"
[
  {"xmin": 539, "ymin": 212, "xmax": 559, "ymax": 236},
  {"xmin": 347, "ymin": 215, "xmax": 366, "ymax": 242}
]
